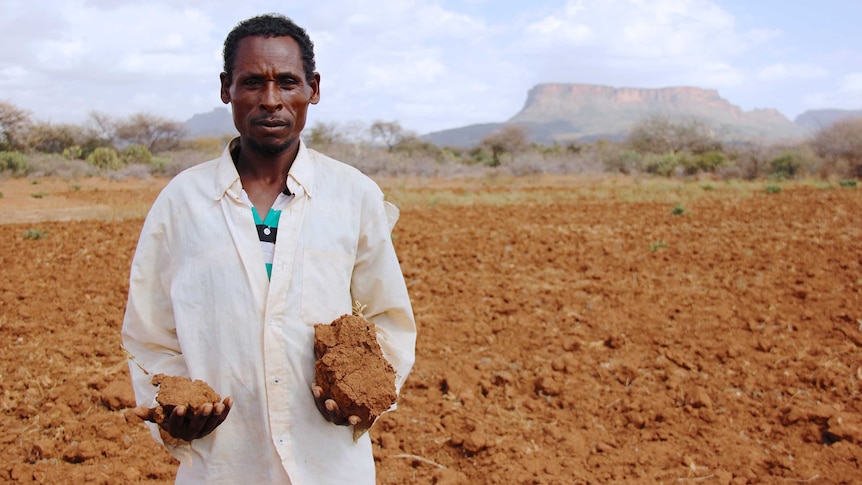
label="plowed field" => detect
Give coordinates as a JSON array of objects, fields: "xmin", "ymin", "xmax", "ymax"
[{"xmin": 1, "ymin": 176, "xmax": 860, "ymax": 484}]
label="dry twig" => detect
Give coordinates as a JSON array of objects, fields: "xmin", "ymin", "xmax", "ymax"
[{"xmin": 391, "ymin": 453, "xmax": 447, "ymax": 469}]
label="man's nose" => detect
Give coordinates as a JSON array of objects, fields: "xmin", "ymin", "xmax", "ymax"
[{"xmin": 260, "ymin": 82, "xmax": 282, "ymax": 111}]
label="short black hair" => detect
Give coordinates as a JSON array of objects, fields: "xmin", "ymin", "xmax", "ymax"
[{"xmin": 223, "ymin": 13, "xmax": 316, "ymax": 84}]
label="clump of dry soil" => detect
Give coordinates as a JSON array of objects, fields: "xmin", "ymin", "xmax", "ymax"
[
  {"xmin": 314, "ymin": 314, "xmax": 397, "ymax": 435},
  {"xmin": 151, "ymin": 374, "xmax": 221, "ymax": 425}
]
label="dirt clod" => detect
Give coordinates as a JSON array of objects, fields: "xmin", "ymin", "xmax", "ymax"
[
  {"xmin": 151, "ymin": 374, "xmax": 221, "ymax": 424},
  {"xmin": 314, "ymin": 314, "xmax": 397, "ymax": 435}
]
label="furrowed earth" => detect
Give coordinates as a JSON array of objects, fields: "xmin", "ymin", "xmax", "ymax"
[{"xmin": 0, "ymin": 175, "xmax": 860, "ymax": 484}]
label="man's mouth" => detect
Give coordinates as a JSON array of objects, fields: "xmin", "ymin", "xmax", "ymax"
[{"xmin": 254, "ymin": 118, "xmax": 289, "ymax": 127}]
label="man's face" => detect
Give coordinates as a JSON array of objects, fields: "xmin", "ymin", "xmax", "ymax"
[{"xmin": 220, "ymin": 35, "xmax": 320, "ymax": 155}]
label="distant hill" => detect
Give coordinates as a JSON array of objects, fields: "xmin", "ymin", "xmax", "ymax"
[
  {"xmin": 794, "ymin": 109, "xmax": 862, "ymax": 131},
  {"xmin": 424, "ymin": 83, "xmax": 808, "ymax": 148},
  {"xmin": 185, "ymin": 107, "xmax": 236, "ymax": 138}
]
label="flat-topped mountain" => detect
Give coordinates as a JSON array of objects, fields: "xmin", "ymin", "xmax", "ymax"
[
  {"xmin": 425, "ymin": 83, "xmax": 810, "ymax": 147},
  {"xmin": 794, "ymin": 109, "xmax": 862, "ymax": 130}
]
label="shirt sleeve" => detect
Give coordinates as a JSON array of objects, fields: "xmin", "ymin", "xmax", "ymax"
[
  {"xmin": 351, "ymin": 191, "xmax": 417, "ymax": 397},
  {"xmin": 121, "ymin": 204, "xmax": 193, "ymax": 462}
]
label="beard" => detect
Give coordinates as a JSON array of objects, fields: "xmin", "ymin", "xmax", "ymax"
[{"xmin": 245, "ymin": 136, "xmax": 296, "ymax": 156}]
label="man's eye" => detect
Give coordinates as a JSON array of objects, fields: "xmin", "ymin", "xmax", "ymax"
[
  {"xmin": 244, "ymin": 79, "xmax": 263, "ymax": 87},
  {"xmin": 279, "ymin": 79, "xmax": 298, "ymax": 88}
]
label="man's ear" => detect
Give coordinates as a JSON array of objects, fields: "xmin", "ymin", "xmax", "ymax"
[
  {"xmin": 309, "ymin": 72, "xmax": 321, "ymax": 105},
  {"xmin": 220, "ymin": 72, "xmax": 231, "ymax": 104}
]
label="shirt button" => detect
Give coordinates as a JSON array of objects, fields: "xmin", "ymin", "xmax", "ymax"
[{"xmin": 274, "ymin": 378, "xmax": 280, "ymax": 384}]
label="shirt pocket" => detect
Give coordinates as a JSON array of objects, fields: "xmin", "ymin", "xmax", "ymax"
[{"xmin": 300, "ymin": 248, "xmax": 354, "ymax": 325}]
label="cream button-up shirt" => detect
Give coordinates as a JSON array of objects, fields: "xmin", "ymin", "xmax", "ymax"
[{"xmin": 122, "ymin": 139, "xmax": 416, "ymax": 484}]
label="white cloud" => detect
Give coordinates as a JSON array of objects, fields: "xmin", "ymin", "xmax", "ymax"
[
  {"xmin": 757, "ymin": 63, "xmax": 829, "ymax": 82},
  {"xmin": 839, "ymin": 73, "xmax": 862, "ymax": 92},
  {"xmin": 523, "ymin": 0, "xmax": 761, "ymax": 60}
]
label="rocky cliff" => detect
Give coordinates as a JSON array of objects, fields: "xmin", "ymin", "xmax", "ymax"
[
  {"xmin": 424, "ymin": 83, "xmax": 808, "ymax": 147},
  {"xmin": 508, "ymin": 83, "xmax": 805, "ymax": 143}
]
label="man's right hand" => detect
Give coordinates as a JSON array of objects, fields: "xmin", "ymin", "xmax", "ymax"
[{"xmin": 134, "ymin": 396, "xmax": 234, "ymax": 442}]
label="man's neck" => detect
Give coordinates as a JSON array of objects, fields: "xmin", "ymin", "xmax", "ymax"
[
  {"xmin": 235, "ymin": 137, "xmax": 299, "ymax": 184},
  {"xmin": 233, "ymin": 137, "xmax": 300, "ymax": 214}
]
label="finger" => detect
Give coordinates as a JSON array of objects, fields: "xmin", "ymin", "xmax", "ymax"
[
  {"xmin": 311, "ymin": 384, "xmax": 322, "ymax": 399},
  {"xmin": 163, "ymin": 406, "xmax": 189, "ymax": 439},
  {"xmin": 197, "ymin": 401, "xmax": 232, "ymax": 438},
  {"xmin": 134, "ymin": 406, "xmax": 156, "ymax": 422},
  {"xmin": 185, "ymin": 404, "xmax": 215, "ymax": 438},
  {"xmin": 348, "ymin": 415, "xmax": 361, "ymax": 426},
  {"xmin": 324, "ymin": 399, "xmax": 349, "ymax": 425}
]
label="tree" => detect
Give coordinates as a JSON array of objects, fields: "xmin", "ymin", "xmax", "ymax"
[
  {"xmin": 812, "ymin": 118, "xmax": 862, "ymax": 177},
  {"xmin": 480, "ymin": 124, "xmax": 530, "ymax": 166},
  {"xmin": 370, "ymin": 120, "xmax": 408, "ymax": 151},
  {"xmin": 306, "ymin": 121, "xmax": 345, "ymax": 147},
  {"xmin": 114, "ymin": 113, "xmax": 187, "ymax": 152},
  {"xmin": 627, "ymin": 115, "xmax": 721, "ymax": 155},
  {"xmin": 26, "ymin": 121, "xmax": 85, "ymax": 153},
  {"xmin": 0, "ymin": 101, "xmax": 32, "ymax": 151}
]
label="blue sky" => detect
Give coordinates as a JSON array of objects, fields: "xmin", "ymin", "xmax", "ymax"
[{"xmin": 1, "ymin": 0, "xmax": 860, "ymax": 135}]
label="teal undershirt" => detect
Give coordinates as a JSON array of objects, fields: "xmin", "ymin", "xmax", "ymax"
[{"xmin": 251, "ymin": 207, "xmax": 281, "ymax": 279}]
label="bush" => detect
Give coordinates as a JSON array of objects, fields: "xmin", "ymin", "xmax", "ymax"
[
  {"xmin": 684, "ymin": 150, "xmax": 727, "ymax": 174},
  {"xmin": 644, "ymin": 152, "xmax": 687, "ymax": 177},
  {"xmin": 122, "ymin": 144, "xmax": 153, "ymax": 165},
  {"xmin": 62, "ymin": 145, "xmax": 83, "ymax": 160},
  {"xmin": 0, "ymin": 150, "xmax": 28, "ymax": 174},
  {"xmin": 603, "ymin": 148, "xmax": 641, "ymax": 174},
  {"xmin": 769, "ymin": 151, "xmax": 803, "ymax": 179},
  {"xmin": 85, "ymin": 146, "xmax": 124, "ymax": 170},
  {"xmin": 812, "ymin": 118, "xmax": 862, "ymax": 177}
]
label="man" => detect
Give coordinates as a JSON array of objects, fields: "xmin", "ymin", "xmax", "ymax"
[{"xmin": 122, "ymin": 14, "xmax": 416, "ymax": 484}]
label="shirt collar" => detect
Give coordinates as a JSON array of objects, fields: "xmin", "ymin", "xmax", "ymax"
[{"xmin": 214, "ymin": 137, "xmax": 315, "ymax": 201}]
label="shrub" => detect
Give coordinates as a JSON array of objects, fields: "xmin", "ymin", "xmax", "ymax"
[
  {"xmin": 839, "ymin": 179, "xmax": 857, "ymax": 188},
  {"xmin": 603, "ymin": 149, "xmax": 641, "ymax": 174},
  {"xmin": 812, "ymin": 118, "xmax": 862, "ymax": 177},
  {"xmin": 85, "ymin": 146, "xmax": 124, "ymax": 170},
  {"xmin": 684, "ymin": 150, "xmax": 727, "ymax": 174},
  {"xmin": 150, "ymin": 156, "xmax": 168, "ymax": 173},
  {"xmin": 0, "ymin": 150, "xmax": 28, "ymax": 174},
  {"xmin": 62, "ymin": 145, "xmax": 83, "ymax": 160},
  {"xmin": 765, "ymin": 184, "xmax": 782, "ymax": 194},
  {"xmin": 768, "ymin": 152, "xmax": 803, "ymax": 179},
  {"xmin": 644, "ymin": 152, "xmax": 687, "ymax": 177},
  {"xmin": 122, "ymin": 144, "xmax": 153, "ymax": 165}
]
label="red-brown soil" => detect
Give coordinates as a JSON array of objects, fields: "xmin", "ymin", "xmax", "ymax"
[
  {"xmin": 0, "ymin": 176, "xmax": 860, "ymax": 484},
  {"xmin": 314, "ymin": 314, "xmax": 398, "ymax": 436},
  {"xmin": 150, "ymin": 374, "xmax": 221, "ymax": 425}
]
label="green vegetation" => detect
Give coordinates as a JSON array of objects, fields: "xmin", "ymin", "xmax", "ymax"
[
  {"xmin": 839, "ymin": 179, "xmax": 857, "ymax": 188},
  {"xmin": 671, "ymin": 204, "xmax": 686, "ymax": 216},
  {"xmin": 30, "ymin": 191, "xmax": 48, "ymax": 198},
  {"xmin": 649, "ymin": 241, "xmax": 668, "ymax": 251},
  {"xmin": 765, "ymin": 184, "xmax": 782, "ymax": 194},
  {"xmin": 0, "ymin": 151, "xmax": 28, "ymax": 174},
  {"xmin": 22, "ymin": 228, "xmax": 48, "ymax": 240}
]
